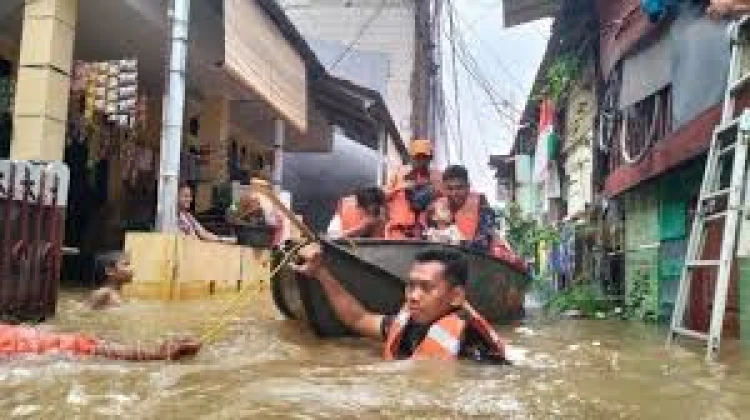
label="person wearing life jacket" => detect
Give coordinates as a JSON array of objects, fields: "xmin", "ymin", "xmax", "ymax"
[
  {"xmin": 384, "ymin": 139, "xmax": 442, "ymax": 239},
  {"xmin": 430, "ymin": 165, "xmax": 495, "ymax": 250},
  {"xmin": 327, "ymin": 187, "xmax": 386, "ymax": 239},
  {"xmin": 0, "ymin": 324, "xmax": 200, "ymax": 361},
  {"xmin": 292, "ymin": 244, "xmax": 508, "ymax": 363}
]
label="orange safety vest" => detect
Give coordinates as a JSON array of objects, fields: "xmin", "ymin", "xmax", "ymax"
[
  {"xmin": 386, "ymin": 166, "xmax": 442, "ymax": 239},
  {"xmin": 433, "ymin": 193, "xmax": 481, "ymax": 241},
  {"xmin": 339, "ymin": 196, "xmax": 364, "ymax": 233},
  {"xmin": 383, "ymin": 302, "xmax": 506, "ymax": 361},
  {"xmin": 0, "ymin": 325, "xmax": 99, "ymax": 357}
]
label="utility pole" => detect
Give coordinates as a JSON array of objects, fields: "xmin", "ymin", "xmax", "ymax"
[
  {"xmin": 412, "ymin": 0, "xmax": 432, "ymax": 141},
  {"xmin": 156, "ymin": 0, "xmax": 191, "ymax": 232},
  {"xmin": 413, "ymin": 0, "xmax": 445, "ymax": 166}
]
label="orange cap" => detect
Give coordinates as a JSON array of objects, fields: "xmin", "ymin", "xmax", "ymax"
[{"xmin": 409, "ymin": 139, "xmax": 433, "ymax": 157}]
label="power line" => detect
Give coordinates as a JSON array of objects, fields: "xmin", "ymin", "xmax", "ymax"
[
  {"xmin": 329, "ymin": 0, "xmax": 387, "ymax": 70},
  {"xmin": 442, "ymin": 3, "xmax": 524, "ymax": 121},
  {"xmin": 444, "ymin": 22, "xmax": 521, "ymax": 127},
  {"xmin": 449, "ymin": 2, "xmax": 538, "ymax": 100}
]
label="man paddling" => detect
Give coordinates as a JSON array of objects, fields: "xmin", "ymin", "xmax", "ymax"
[{"xmin": 292, "ymin": 244, "xmax": 508, "ymax": 362}]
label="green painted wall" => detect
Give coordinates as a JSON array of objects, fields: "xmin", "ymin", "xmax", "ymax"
[{"xmin": 739, "ymin": 258, "xmax": 750, "ymax": 346}]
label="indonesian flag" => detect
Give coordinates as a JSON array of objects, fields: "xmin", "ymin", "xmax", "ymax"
[{"xmin": 533, "ymin": 98, "xmax": 558, "ymax": 183}]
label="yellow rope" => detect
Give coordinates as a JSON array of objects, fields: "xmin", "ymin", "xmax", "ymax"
[
  {"xmin": 198, "ymin": 241, "xmax": 307, "ymax": 344},
  {"xmin": 198, "ymin": 179, "xmax": 318, "ymax": 345}
]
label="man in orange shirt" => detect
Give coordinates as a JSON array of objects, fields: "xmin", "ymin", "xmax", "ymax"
[
  {"xmin": 327, "ymin": 187, "xmax": 387, "ymax": 239},
  {"xmin": 384, "ymin": 139, "xmax": 442, "ymax": 239},
  {"xmin": 430, "ymin": 165, "xmax": 494, "ymax": 250}
]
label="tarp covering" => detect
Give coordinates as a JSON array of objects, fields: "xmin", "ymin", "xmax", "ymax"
[
  {"xmin": 669, "ymin": 4, "xmax": 730, "ymax": 128},
  {"xmin": 619, "ymin": 34, "xmax": 671, "ymax": 109}
]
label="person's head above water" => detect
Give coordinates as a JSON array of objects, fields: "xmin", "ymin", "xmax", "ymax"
[
  {"xmin": 406, "ymin": 249, "xmax": 468, "ymax": 324},
  {"xmin": 442, "ymin": 165, "xmax": 471, "ymax": 208},
  {"xmin": 178, "ymin": 182, "xmax": 193, "ymax": 212}
]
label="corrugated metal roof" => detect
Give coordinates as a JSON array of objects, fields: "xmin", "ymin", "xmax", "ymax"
[{"xmin": 503, "ymin": 0, "xmax": 559, "ymax": 27}]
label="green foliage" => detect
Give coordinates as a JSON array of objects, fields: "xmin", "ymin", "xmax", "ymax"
[
  {"xmin": 496, "ymin": 203, "xmax": 559, "ymax": 261},
  {"xmin": 624, "ymin": 268, "xmax": 658, "ymax": 322},
  {"xmin": 545, "ymin": 283, "xmax": 611, "ymax": 318},
  {"xmin": 532, "ymin": 53, "xmax": 582, "ymax": 105}
]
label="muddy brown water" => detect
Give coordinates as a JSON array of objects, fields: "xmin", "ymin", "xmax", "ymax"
[{"xmin": 1, "ymin": 291, "xmax": 749, "ymax": 419}]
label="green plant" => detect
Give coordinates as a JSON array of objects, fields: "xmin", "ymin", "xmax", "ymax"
[
  {"xmin": 496, "ymin": 203, "xmax": 559, "ymax": 261},
  {"xmin": 545, "ymin": 283, "xmax": 610, "ymax": 317},
  {"xmin": 533, "ymin": 53, "xmax": 581, "ymax": 105},
  {"xmin": 624, "ymin": 268, "xmax": 658, "ymax": 322}
]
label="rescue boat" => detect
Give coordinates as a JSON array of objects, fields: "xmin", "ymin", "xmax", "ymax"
[{"xmin": 272, "ymin": 239, "xmax": 529, "ymax": 337}]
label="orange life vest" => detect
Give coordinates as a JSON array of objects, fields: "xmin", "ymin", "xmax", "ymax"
[
  {"xmin": 0, "ymin": 325, "xmax": 98, "ymax": 357},
  {"xmin": 336, "ymin": 196, "xmax": 385, "ymax": 238},
  {"xmin": 433, "ymin": 193, "xmax": 481, "ymax": 241},
  {"xmin": 386, "ymin": 166, "xmax": 442, "ymax": 239},
  {"xmin": 383, "ymin": 302, "xmax": 506, "ymax": 361},
  {"xmin": 339, "ymin": 196, "xmax": 364, "ymax": 233}
]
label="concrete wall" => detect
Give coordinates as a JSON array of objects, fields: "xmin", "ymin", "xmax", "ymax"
[
  {"xmin": 280, "ymin": 0, "xmax": 416, "ymax": 142},
  {"xmin": 562, "ymin": 65, "xmax": 596, "ymax": 217}
]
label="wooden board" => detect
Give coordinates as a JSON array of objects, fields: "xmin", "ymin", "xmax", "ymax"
[{"xmin": 123, "ymin": 232, "xmax": 271, "ymax": 301}]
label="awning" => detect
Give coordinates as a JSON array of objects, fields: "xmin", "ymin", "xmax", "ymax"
[
  {"xmin": 503, "ymin": 0, "xmax": 559, "ymax": 27},
  {"xmin": 224, "ymin": 0, "xmax": 308, "ymax": 131}
]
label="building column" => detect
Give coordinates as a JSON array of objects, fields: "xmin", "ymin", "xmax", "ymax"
[
  {"xmin": 11, "ymin": 0, "xmax": 78, "ymax": 161},
  {"xmin": 273, "ymin": 118, "xmax": 285, "ymax": 192},
  {"xmin": 196, "ymin": 96, "xmax": 229, "ymax": 211}
]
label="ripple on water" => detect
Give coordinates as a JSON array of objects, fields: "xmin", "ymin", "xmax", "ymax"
[{"xmin": 2, "ymin": 293, "xmax": 748, "ymax": 418}]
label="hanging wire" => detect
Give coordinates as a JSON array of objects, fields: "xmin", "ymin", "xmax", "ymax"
[{"xmin": 329, "ymin": 0, "xmax": 387, "ymax": 70}]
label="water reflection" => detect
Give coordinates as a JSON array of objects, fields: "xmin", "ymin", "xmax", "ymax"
[{"xmin": 0, "ymin": 292, "xmax": 748, "ymax": 419}]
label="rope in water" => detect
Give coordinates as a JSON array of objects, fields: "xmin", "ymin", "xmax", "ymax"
[{"xmin": 198, "ymin": 241, "xmax": 307, "ymax": 345}]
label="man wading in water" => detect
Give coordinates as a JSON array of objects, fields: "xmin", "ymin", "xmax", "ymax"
[{"xmin": 293, "ymin": 244, "xmax": 508, "ymax": 362}]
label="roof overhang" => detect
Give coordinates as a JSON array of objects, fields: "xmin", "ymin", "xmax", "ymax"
[
  {"xmin": 503, "ymin": 0, "xmax": 560, "ymax": 27},
  {"xmin": 312, "ymin": 75, "xmax": 407, "ymax": 157}
]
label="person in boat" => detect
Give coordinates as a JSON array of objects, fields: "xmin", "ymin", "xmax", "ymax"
[
  {"xmin": 327, "ymin": 186, "xmax": 387, "ymax": 239},
  {"xmin": 424, "ymin": 204, "xmax": 462, "ymax": 245},
  {"xmin": 384, "ymin": 139, "xmax": 442, "ymax": 239},
  {"xmin": 0, "ymin": 324, "xmax": 200, "ymax": 361},
  {"xmin": 429, "ymin": 165, "xmax": 495, "ymax": 251},
  {"xmin": 87, "ymin": 253, "xmax": 133, "ymax": 310},
  {"xmin": 292, "ymin": 244, "xmax": 508, "ymax": 363},
  {"xmin": 178, "ymin": 182, "xmax": 236, "ymax": 244}
]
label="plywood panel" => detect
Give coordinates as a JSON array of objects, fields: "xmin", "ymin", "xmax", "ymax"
[
  {"xmin": 124, "ymin": 232, "xmax": 176, "ymax": 284},
  {"xmin": 124, "ymin": 232, "xmax": 271, "ymax": 301}
]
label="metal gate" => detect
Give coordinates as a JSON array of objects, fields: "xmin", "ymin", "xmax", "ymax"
[{"xmin": 0, "ymin": 160, "xmax": 69, "ymax": 321}]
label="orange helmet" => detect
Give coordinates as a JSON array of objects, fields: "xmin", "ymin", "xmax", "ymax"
[{"xmin": 409, "ymin": 139, "xmax": 433, "ymax": 157}]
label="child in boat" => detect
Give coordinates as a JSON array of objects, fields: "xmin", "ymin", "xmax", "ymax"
[
  {"xmin": 87, "ymin": 254, "xmax": 133, "ymax": 310},
  {"xmin": 424, "ymin": 202, "xmax": 462, "ymax": 245},
  {"xmin": 0, "ymin": 323, "xmax": 200, "ymax": 361}
]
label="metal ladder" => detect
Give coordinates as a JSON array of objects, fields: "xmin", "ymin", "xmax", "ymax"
[{"xmin": 668, "ymin": 16, "xmax": 750, "ymax": 360}]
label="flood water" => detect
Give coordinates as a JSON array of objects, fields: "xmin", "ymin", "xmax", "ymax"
[{"xmin": 1, "ymin": 290, "xmax": 750, "ymax": 419}]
